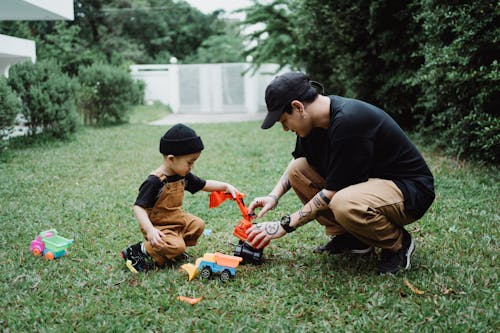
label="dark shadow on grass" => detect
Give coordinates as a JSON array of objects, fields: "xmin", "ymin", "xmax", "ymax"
[{"xmin": 260, "ymin": 248, "xmax": 378, "ymax": 276}]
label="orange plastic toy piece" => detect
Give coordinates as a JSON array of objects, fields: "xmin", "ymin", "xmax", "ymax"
[
  {"xmin": 176, "ymin": 296, "xmax": 203, "ymax": 305},
  {"xmin": 209, "ymin": 191, "xmax": 254, "ymax": 241},
  {"xmin": 214, "ymin": 252, "xmax": 243, "ymax": 268}
]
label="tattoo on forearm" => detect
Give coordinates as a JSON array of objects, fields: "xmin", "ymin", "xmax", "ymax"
[
  {"xmin": 299, "ymin": 205, "xmax": 312, "ymax": 219},
  {"xmin": 265, "ymin": 223, "xmax": 279, "ymax": 235},
  {"xmin": 279, "ymin": 172, "xmax": 291, "ymax": 193},
  {"xmin": 296, "ymin": 201, "xmax": 321, "ymax": 228},
  {"xmin": 312, "ymin": 196, "xmax": 323, "ymax": 209},
  {"xmin": 318, "ymin": 191, "xmax": 331, "ymax": 204}
]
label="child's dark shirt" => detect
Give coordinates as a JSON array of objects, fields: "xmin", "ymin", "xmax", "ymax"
[{"xmin": 134, "ymin": 173, "xmax": 206, "ymax": 209}]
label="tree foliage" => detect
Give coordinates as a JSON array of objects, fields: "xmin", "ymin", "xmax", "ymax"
[
  {"xmin": 186, "ymin": 22, "xmax": 245, "ymax": 63},
  {"xmin": 0, "ymin": 0, "xmax": 243, "ymax": 74},
  {"xmin": 239, "ymin": 0, "xmax": 298, "ymax": 69},
  {"xmin": 240, "ymin": 0, "xmax": 499, "ymax": 163},
  {"xmin": 410, "ymin": 1, "xmax": 499, "ymax": 163}
]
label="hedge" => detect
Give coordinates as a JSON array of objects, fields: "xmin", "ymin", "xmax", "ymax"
[{"xmin": 7, "ymin": 60, "xmax": 79, "ymax": 139}]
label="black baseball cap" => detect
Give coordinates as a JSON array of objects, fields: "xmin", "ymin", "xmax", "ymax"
[{"xmin": 261, "ymin": 72, "xmax": 312, "ymax": 129}]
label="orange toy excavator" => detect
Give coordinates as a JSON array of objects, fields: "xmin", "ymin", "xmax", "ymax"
[{"xmin": 209, "ymin": 191, "xmax": 264, "ymax": 264}]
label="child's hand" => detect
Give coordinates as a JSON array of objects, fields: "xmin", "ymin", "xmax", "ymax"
[
  {"xmin": 225, "ymin": 183, "xmax": 240, "ymax": 198},
  {"xmin": 147, "ymin": 228, "xmax": 166, "ymax": 247}
]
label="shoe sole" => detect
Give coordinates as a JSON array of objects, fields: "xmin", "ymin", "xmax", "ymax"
[
  {"xmin": 351, "ymin": 247, "xmax": 374, "ymax": 255},
  {"xmin": 404, "ymin": 236, "xmax": 416, "ymax": 270},
  {"xmin": 120, "ymin": 249, "xmax": 128, "ymax": 261},
  {"xmin": 327, "ymin": 246, "xmax": 373, "ymax": 256},
  {"xmin": 376, "ymin": 233, "xmax": 416, "ymax": 274}
]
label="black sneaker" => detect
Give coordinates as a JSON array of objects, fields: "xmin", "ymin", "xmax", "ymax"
[
  {"xmin": 121, "ymin": 242, "xmax": 156, "ymax": 273},
  {"xmin": 376, "ymin": 228, "xmax": 415, "ymax": 274},
  {"xmin": 314, "ymin": 233, "xmax": 373, "ymax": 255},
  {"xmin": 174, "ymin": 252, "xmax": 191, "ymax": 263}
]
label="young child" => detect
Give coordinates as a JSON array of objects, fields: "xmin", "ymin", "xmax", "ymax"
[{"xmin": 121, "ymin": 123, "xmax": 239, "ymax": 273}]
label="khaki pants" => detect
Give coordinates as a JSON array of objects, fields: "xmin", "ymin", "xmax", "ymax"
[
  {"xmin": 288, "ymin": 158, "xmax": 416, "ymax": 251},
  {"xmin": 142, "ymin": 179, "xmax": 204, "ymax": 266}
]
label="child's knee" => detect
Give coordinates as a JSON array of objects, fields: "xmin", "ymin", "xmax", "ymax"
[
  {"xmin": 171, "ymin": 244, "xmax": 186, "ymax": 258},
  {"xmin": 192, "ymin": 218, "xmax": 205, "ymax": 232},
  {"xmin": 187, "ymin": 217, "xmax": 205, "ymax": 238}
]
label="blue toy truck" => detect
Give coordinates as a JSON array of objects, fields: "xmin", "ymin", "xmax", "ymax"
[{"xmin": 198, "ymin": 252, "xmax": 243, "ymax": 282}]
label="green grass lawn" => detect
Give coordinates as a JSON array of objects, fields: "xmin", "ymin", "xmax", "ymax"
[{"xmin": 0, "ymin": 107, "xmax": 498, "ymax": 332}]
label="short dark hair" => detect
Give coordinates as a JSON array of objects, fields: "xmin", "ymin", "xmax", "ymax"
[{"xmin": 283, "ymin": 86, "xmax": 319, "ymax": 114}]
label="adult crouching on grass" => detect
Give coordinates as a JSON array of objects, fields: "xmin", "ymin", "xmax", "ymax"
[{"xmin": 247, "ymin": 72, "xmax": 435, "ymax": 274}]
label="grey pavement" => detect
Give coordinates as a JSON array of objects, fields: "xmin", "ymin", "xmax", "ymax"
[{"xmin": 149, "ymin": 112, "xmax": 265, "ymax": 125}]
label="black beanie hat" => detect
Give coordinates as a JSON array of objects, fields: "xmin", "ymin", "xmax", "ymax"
[{"xmin": 159, "ymin": 123, "xmax": 204, "ymax": 156}]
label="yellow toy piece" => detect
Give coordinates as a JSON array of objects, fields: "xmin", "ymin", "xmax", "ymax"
[
  {"xmin": 126, "ymin": 260, "xmax": 139, "ymax": 274},
  {"xmin": 180, "ymin": 253, "xmax": 243, "ymax": 282},
  {"xmin": 180, "ymin": 258, "xmax": 203, "ymax": 281}
]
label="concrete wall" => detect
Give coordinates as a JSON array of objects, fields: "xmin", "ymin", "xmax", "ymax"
[
  {"xmin": 130, "ymin": 63, "xmax": 284, "ymax": 114},
  {"xmin": 0, "ymin": 0, "xmax": 74, "ymax": 77},
  {"xmin": 0, "ymin": 34, "xmax": 36, "ymax": 77}
]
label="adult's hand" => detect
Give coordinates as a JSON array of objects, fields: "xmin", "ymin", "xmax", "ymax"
[
  {"xmin": 248, "ymin": 195, "xmax": 278, "ymax": 218},
  {"xmin": 246, "ymin": 221, "xmax": 286, "ymax": 249}
]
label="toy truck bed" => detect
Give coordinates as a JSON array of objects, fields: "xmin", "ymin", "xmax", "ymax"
[{"xmin": 198, "ymin": 253, "xmax": 243, "ymax": 282}]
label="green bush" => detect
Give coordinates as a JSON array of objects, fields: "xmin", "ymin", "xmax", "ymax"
[
  {"xmin": 0, "ymin": 77, "xmax": 22, "ymax": 150},
  {"xmin": 243, "ymin": 0, "xmax": 498, "ymax": 164},
  {"xmin": 78, "ymin": 64, "xmax": 140, "ymax": 125},
  {"xmin": 7, "ymin": 60, "xmax": 79, "ymax": 139},
  {"xmin": 131, "ymin": 79, "xmax": 146, "ymax": 106},
  {"xmin": 295, "ymin": 0, "xmax": 424, "ymax": 128},
  {"xmin": 411, "ymin": 1, "xmax": 499, "ymax": 163}
]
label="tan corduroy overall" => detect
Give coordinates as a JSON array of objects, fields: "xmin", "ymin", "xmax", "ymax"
[
  {"xmin": 141, "ymin": 177, "xmax": 204, "ymax": 267},
  {"xmin": 289, "ymin": 158, "xmax": 416, "ymax": 252}
]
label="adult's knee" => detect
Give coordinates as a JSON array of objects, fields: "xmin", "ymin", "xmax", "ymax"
[
  {"xmin": 288, "ymin": 157, "xmax": 311, "ymax": 188},
  {"xmin": 329, "ymin": 189, "xmax": 359, "ymax": 225}
]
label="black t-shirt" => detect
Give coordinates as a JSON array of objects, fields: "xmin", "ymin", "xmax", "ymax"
[
  {"xmin": 134, "ymin": 173, "xmax": 206, "ymax": 209},
  {"xmin": 292, "ymin": 95, "xmax": 435, "ymax": 219}
]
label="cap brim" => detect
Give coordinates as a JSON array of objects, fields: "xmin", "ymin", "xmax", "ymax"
[{"xmin": 261, "ymin": 110, "xmax": 283, "ymax": 129}]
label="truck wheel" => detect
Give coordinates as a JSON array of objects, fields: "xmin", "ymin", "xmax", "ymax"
[
  {"xmin": 220, "ymin": 270, "xmax": 231, "ymax": 283},
  {"xmin": 32, "ymin": 248, "xmax": 42, "ymax": 256},
  {"xmin": 45, "ymin": 252, "xmax": 55, "ymax": 260},
  {"xmin": 200, "ymin": 267, "xmax": 212, "ymax": 280}
]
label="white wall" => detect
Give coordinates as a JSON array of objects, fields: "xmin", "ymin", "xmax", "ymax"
[
  {"xmin": 130, "ymin": 63, "xmax": 284, "ymax": 114},
  {"xmin": 0, "ymin": 0, "xmax": 74, "ymax": 20},
  {"xmin": 0, "ymin": 34, "xmax": 36, "ymax": 77}
]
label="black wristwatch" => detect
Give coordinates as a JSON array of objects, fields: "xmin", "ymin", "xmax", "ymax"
[{"xmin": 280, "ymin": 215, "xmax": 296, "ymax": 233}]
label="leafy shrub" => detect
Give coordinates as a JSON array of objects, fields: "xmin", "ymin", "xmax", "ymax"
[
  {"xmin": 7, "ymin": 60, "xmax": 79, "ymax": 139},
  {"xmin": 78, "ymin": 64, "xmax": 140, "ymax": 125},
  {"xmin": 242, "ymin": 0, "xmax": 424, "ymax": 128},
  {"xmin": 0, "ymin": 77, "xmax": 22, "ymax": 150},
  {"xmin": 297, "ymin": 1, "xmax": 425, "ymax": 127},
  {"xmin": 243, "ymin": 0, "xmax": 499, "ymax": 164},
  {"xmin": 131, "ymin": 79, "xmax": 146, "ymax": 106},
  {"xmin": 411, "ymin": 1, "xmax": 499, "ymax": 163}
]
